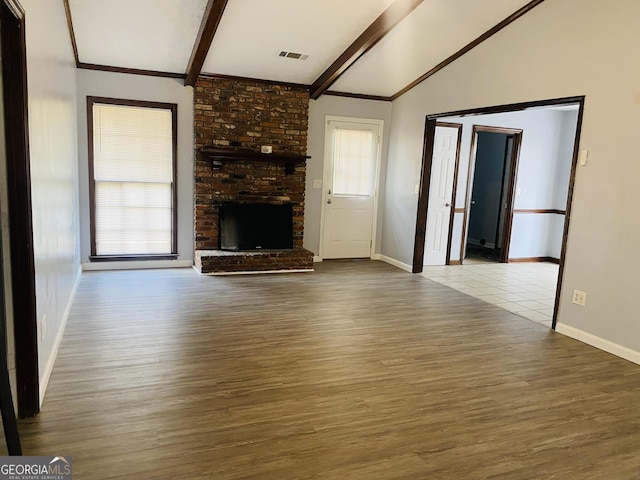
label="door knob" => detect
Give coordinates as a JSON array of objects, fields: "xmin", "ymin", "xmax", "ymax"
[
  {"xmin": 470, "ymin": 200, "xmax": 476, "ymax": 205},
  {"xmin": 327, "ymin": 199, "xmax": 332, "ymax": 204},
  {"xmin": 445, "ymin": 203, "xmax": 451, "ymax": 207}
]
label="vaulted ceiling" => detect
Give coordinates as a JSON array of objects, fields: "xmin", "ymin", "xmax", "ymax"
[{"xmin": 65, "ymin": 0, "xmax": 544, "ymax": 100}]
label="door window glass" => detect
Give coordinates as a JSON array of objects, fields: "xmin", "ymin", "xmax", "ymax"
[{"xmin": 332, "ymin": 128, "xmax": 374, "ymax": 196}]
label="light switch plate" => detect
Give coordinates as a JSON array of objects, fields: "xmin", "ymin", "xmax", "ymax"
[
  {"xmin": 313, "ymin": 179, "xmax": 322, "ymax": 189},
  {"xmin": 579, "ymin": 150, "xmax": 589, "ymax": 166}
]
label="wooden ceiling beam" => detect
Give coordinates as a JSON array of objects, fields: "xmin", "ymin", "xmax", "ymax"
[
  {"xmin": 62, "ymin": 0, "xmax": 80, "ymax": 66},
  {"xmin": 309, "ymin": 0, "xmax": 423, "ymax": 100},
  {"xmin": 185, "ymin": 0, "xmax": 229, "ymax": 87}
]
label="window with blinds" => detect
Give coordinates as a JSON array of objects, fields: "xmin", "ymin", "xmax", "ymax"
[
  {"xmin": 89, "ymin": 99, "xmax": 177, "ymax": 257},
  {"xmin": 332, "ymin": 128, "xmax": 375, "ymax": 196}
]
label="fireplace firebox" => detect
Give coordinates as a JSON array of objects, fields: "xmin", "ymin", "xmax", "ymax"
[{"xmin": 219, "ymin": 203, "xmax": 293, "ymax": 251}]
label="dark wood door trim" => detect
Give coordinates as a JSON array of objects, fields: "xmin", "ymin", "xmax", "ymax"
[
  {"xmin": 493, "ymin": 137, "xmax": 513, "ymax": 254},
  {"xmin": 435, "ymin": 122, "xmax": 463, "ymax": 266},
  {"xmin": 499, "ymin": 129, "xmax": 523, "ymax": 263},
  {"xmin": 412, "ymin": 117, "xmax": 436, "ymax": 273},
  {"xmin": 469, "ymin": 125, "xmax": 524, "ymax": 136},
  {"xmin": 411, "ymin": 96, "xmax": 585, "ymax": 333},
  {"xmin": 552, "ymin": 98, "xmax": 585, "ymax": 329},
  {"xmin": 0, "ymin": 210, "xmax": 21, "ymax": 453},
  {"xmin": 1, "ymin": 0, "xmax": 40, "ymax": 417},
  {"xmin": 460, "ymin": 126, "xmax": 523, "ymax": 265}
]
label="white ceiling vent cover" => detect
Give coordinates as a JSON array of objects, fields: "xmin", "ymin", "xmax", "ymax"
[{"xmin": 278, "ymin": 51, "xmax": 309, "ymax": 60}]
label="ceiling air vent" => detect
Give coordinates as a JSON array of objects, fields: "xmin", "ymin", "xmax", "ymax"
[{"xmin": 279, "ymin": 51, "xmax": 309, "ymax": 61}]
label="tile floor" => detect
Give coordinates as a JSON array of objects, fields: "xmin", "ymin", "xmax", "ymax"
[{"xmin": 422, "ymin": 259, "xmax": 559, "ymax": 328}]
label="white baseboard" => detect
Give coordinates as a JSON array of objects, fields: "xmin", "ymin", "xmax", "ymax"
[
  {"xmin": 555, "ymin": 323, "xmax": 640, "ymax": 366},
  {"xmin": 372, "ymin": 254, "xmax": 381, "ymax": 260},
  {"xmin": 83, "ymin": 259, "xmax": 193, "ymax": 271},
  {"xmin": 377, "ymin": 255, "xmax": 412, "ymax": 273},
  {"xmin": 40, "ymin": 265, "xmax": 82, "ymax": 405},
  {"xmin": 313, "ymin": 256, "xmax": 322, "ymax": 263}
]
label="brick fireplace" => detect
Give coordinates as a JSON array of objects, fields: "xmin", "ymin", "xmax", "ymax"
[{"xmin": 193, "ymin": 76, "xmax": 314, "ymax": 274}]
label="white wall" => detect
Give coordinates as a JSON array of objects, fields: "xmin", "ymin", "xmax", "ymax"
[
  {"xmin": 21, "ymin": 0, "xmax": 82, "ymax": 400},
  {"xmin": 76, "ymin": 70, "xmax": 194, "ymax": 265},
  {"xmin": 441, "ymin": 108, "xmax": 577, "ymax": 261},
  {"xmin": 382, "ymin": 0, "xmax": 640, "ymax": 359},
  {"xmin": 306, "ymin": 95, "xmax": 392, "ymax": 257}
]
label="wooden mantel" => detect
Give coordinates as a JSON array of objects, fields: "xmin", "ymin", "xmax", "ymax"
[{"xmin": 200, "ymin": 147, "xmax": 311, "ymax": 174}]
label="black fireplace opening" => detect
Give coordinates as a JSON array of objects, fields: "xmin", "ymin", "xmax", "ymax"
[{"xmin": 219, "ymin": 203, "xmax": 294, "ymax": 251}]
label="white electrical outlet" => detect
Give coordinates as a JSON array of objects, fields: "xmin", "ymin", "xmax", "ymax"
[
  {"xmin": 572, "ymin": 289, "xmax": 587, "ymax": 307},
  {"xmin": 261, "ymin": 145, "xmax": 273, "ymax": 154}
]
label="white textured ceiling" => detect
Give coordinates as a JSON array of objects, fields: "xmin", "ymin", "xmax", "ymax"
[
  {"xmin": 68, "ymin": 0, "xmax": 541, "ymax": 98},
  {"xmin": 332, "ymin": 0, "xmax": 535, "ymax": 97},
  {"xmin": 201, "ymin": 0, "xmax": 395, "ymax": 84},
  {"xmin": 70, "ymin": 0, "xmax": 209, "ymax": 73}
]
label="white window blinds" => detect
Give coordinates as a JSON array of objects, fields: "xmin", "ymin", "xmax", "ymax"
[
  {"xmin": 332, "ymin": 128, "xmax": 375, "ymax": 196},
  {"xmin": 92, "ymin": 103, "xmax": 174, "ymax": 256}
]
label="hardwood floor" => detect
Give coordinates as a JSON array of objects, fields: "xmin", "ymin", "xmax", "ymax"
[{"xmin": 11, "ymin": 260, "xmax": 640, "ymax": 478}]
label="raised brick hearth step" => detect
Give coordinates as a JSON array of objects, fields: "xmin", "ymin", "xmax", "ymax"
[{"xmin": 195, "ymin": 248, "xmax": 314, "ymax": 274}]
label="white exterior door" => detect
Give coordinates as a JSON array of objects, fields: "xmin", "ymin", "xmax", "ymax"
[
  {"xmin": 322, "ymin": 118, "xmax": 381, "ymax": 259},
  {"xmin": 424, "ymin": 126, "xmax": 458, "ymax": 265}
]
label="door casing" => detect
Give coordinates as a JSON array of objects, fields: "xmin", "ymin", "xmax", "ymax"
[
  {"xmin": 462, "ymin": 125, "xmax": 522, "ymax": 264},
  {"xmin": 412, "ymin": 96, "xmax": 586, "ymax": 331},
  {"xmin": 1, "ymin": 0, "xmax": 40, "ymax": 417},
  {"xmin": 319, "ymin": 116, "xmax": 383, "ymax": 260},
  {"xmin": 423, "ymin": 122, "xmax": 462, "ymax": 266}
]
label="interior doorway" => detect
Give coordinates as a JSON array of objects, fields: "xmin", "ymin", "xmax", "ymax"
[
  {"xmin": 464, "ymin": 126, "xmax": 522, "ymax": 264},
  {"xmin": 412, "ymin": 97, "xmax": 585, "ymax": 330}
]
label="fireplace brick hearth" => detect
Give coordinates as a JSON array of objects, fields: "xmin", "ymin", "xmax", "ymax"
[
  {"xmin": 195, "ymin": 249, "xmax": 313, "ymax": 274},
  {"xmin": 193, "ymin": 76, "xmax": 313, "ymax": 274}
]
